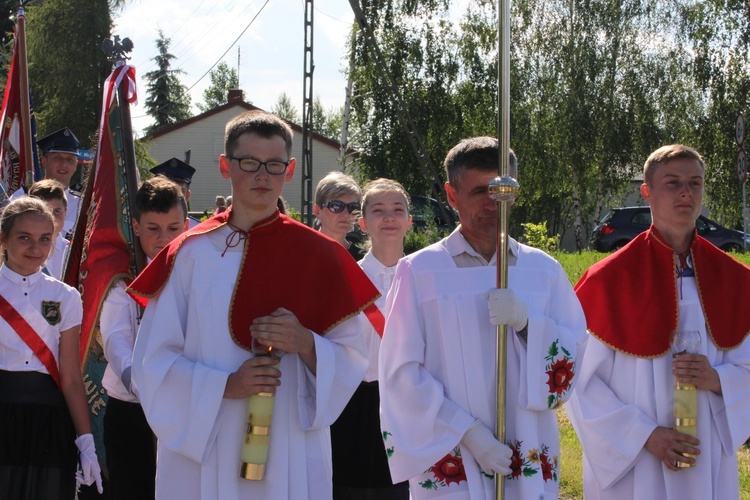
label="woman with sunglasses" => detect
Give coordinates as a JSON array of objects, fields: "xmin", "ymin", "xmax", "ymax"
[{"xmin": 313, "ymin": 171, "xmax": 365, "ymax": 260}]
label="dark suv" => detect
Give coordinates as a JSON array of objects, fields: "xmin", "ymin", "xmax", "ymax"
[{"xmin": 591, "ymin": 206, "xmax": 749, "ymax": 252}]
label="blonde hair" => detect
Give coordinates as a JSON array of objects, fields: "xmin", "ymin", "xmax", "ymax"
[
  {"xmin": 314, "ymin": 171, "xmax": 362, "ymax": 206},
  {"xmin": 644, "ymin": 144, "xmax": 705, "ymax": 185}
]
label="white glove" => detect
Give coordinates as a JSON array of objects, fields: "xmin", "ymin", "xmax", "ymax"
[
  {"xmin": 75, "ymin": 433, "xmax": 103, "ymax": 494},
  {"xmin": 460, "ymin": 420, "xmax": 512, "ymax": 476},
  {"xmin": 484, "ymin": 288, "xmax": 528, "ymax": 331}
]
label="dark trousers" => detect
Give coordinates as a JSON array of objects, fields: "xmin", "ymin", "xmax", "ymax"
[{"xmin": 103, "ymin": 397, "xmax": 156, "ymax": 500}]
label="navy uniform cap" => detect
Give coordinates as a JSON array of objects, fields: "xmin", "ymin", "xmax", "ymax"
[
  {"xmin": 150, "ymin": 157, "xmax": 196, "ymax": 184},
  {"xmin": 37, "ymin": 127, "xmax": 82, "ymax": 154}
]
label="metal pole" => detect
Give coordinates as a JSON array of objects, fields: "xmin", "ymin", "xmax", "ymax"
[
  {"xmin": 488, "ymin": 0, "xmax": 518, "ymax": 498},
  {"xmin": 743, "ymin": 182, "xmax": 748, "ymax": 252}
]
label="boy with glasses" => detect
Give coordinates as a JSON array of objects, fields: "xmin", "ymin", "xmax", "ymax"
[{"xmin": 127, "ymin": 110, "xmax": 378, "ymax": 500}]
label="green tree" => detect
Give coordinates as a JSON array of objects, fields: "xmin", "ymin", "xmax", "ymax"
[
  {"xmin": 197, "ymin": 61, "xmax": 239, "ymax": 113},
  {"xmin": 143, "ymin": 29, "xmax": 192, "ymax": 133},
  {"xmin": 312, "ymin": 96, "xmax": 343, "ymax": 140},
  {"xmin": 271, "ymin": 92, "xmax": 299, "ymax": 123},
  {"xmin": 26, "ymin": 0, "xmax": 113, "ymax": 143}
]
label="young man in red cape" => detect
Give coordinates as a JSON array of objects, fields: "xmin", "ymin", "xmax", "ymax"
[
  {"xmin": 568, "ymin": 144, "xmax": 750, "ymax": 500},
  {"xmin": 127, "ymin": 110, "xmax": 379, "ymax": 500}
]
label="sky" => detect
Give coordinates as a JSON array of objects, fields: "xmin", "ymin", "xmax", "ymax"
[{"xmin": 113, "ymin": 0, "xmax": 357, "ymax": 136}]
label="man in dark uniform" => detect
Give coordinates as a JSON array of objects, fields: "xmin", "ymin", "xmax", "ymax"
[
  {"xmin": 12, "ymin": 127, "xmax": 83, "ymax": 239},
  {"xmin": 150, "ymin": 157, "xmax": 201, "ymax": 228}
]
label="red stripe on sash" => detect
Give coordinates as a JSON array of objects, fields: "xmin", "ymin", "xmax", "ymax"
[
  {"xmin": 364, "ymin": 303, "xmax": 386, "ymax": 338},
  {"xmin": 0, "ymin": 294, "xmax": 60, "ymax": 386}
]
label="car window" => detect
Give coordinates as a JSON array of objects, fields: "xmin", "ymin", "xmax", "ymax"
[
  {"xmin": 696, "ymin": 217, "xmax": 717, "ymax": 232},
  {"xmin": 630, "ymin": 210, "xmax": 652, "ymax": 226}
]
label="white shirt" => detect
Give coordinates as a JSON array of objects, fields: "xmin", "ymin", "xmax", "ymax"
[
  {"xmin": 63, "ymin": 188, "xmax": 80, "ymax": 239},
  {"xmin": 44, "ymin": 233, "xmax": 70, "ymax": 280},
  {"xmin": 101, "ymin": 279, "xmax": 141, "ymax": 402},
  {"xmin": 445, "ymin": 225, "xmax": 518, "ymax": 268},
  {"xmin": 358, "ymin": 250, "xmax": 399, "ymax": 382},
  {"xmin": 0, "ymin": 264, "xmax": 82, "ymax": 374}
]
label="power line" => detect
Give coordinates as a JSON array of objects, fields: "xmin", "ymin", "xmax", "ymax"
[{"xmin": 186, "ymin": 0, "xmax": 270, "ymax": 92}]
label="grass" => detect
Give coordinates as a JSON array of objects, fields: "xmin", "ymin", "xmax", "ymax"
[{"xmin": 557, "ymin": 409, "xmax": 750, "ymax": 499}]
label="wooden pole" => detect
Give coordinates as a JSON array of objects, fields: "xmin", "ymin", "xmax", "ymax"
[{"xmin": 16, "ymin": 8, "xmax": 34, "ymax": 188}]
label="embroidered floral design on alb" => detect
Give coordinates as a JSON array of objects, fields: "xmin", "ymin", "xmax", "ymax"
[
  {"xmin": 418, "ymin": 447, "xmax": 467, "ymax": 490},
  {"xmin": 544, "ymin": 339, "xmax": 575, "ymax": 408}
]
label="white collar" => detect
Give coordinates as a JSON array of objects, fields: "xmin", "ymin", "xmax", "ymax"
[
  {"xmin": 0, "ymin": 263, "xmax": 44, "ymax": 285},
  {"xmin": 444, "ymin": 225, "xmax": 519, "ymax": 264}
]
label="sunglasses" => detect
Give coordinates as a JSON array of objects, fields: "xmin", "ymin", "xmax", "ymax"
[{"xmin": 321, "ymin": 200, "xmax": 360, "ymax": 214}]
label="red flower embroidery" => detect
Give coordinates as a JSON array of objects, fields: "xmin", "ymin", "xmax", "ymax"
[
  {"xmin": 429, "ymin": 452, "xmax": 467, "ymax": 486},
  {"xmin": 540, "ymin": 453, "xmax": 553, "ymax": 482},
  {"xmin": 546, "ymin": 358, "xmax": 574, "ymax": 395},
  {"xmin": 509, "ymin": 442, "xmax": 523, "ymax": 479}
]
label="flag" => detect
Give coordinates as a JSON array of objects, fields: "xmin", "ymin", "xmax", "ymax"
[
  {"xmin": 0, "ymin": 9, "xmax": 41, "ymax": 195},
  {"xmin": 63, "ymin": 63, "xmax": 138, "ymax": 475}
]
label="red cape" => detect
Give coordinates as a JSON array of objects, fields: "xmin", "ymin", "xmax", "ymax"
[
  {"xmin": 575, "ymin": 226, "xmax": 750, "ymax": 358},
  {"xmin": 127, "ymin": 209, "xmax": 380, "ymax": 351}
]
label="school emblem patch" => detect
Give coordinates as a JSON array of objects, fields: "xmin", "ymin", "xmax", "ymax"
[{"xmin": 42, "ymin": 301, "xmax": 61, "ymax": 325}]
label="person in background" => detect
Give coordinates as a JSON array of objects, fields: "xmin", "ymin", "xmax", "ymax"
[
  {"xmin": 331, "ymin": 178, "xmax": 412, "ymax": 499},
  {"xmin": 0, "ymin": 197, "xmax": 102, "ymax": 498},
  {"xmin": 28, "ymin": 179, "xmax": 70, "ymax": 280},
  {"xmin": 379, "ymin": 137, "xmax": 588, "ymax": 499},
  {"xmin": 101, "ymin": 177, "xmax": 189, "ymax": 499},
  {"xmin": 214, "ymin": 196, "xmax": 227, "ymax": 215},
  {"xmin": 567, "ymin": 144, "xmax": 750, "ymax": 499},
  {"xmin": 313, "ymin": 171, "xmax": 365, "ymax": 260},
  {"xmin": 150, "ymin": 157, "xmax": 200, "ymax": 228},
  {"xmin": 12, "ymin": 127, "xmax": 83, "ymax": 240}
]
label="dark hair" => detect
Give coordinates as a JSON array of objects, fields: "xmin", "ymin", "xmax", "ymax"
[
  {"xmin": 28, "ymin": 179, "xmax": 68, "ymax": 209},
  {"xmin": 443, "ymin": 137, "xmax": 517, "ymax": 190},
  {"xmin": 224, "ymin": 110, "xmax": 293, "ymax": 158},
  {"xmin": 134, "ymin": 177, "xmax": 188, "ymax": 221},
  {"xmin": 0, "ymin": 198, "xmax": 54, "ymax": 261}
]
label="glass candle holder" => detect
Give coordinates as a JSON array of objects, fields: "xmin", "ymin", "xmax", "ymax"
[{"xmin": 670, "ymin": 329, "xmax": 701, "ymax": 468}]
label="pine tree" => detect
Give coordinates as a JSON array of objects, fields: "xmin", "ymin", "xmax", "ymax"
[{"xmin": 143, "ymin": 29, "xmax": 191, "ymax": 133}]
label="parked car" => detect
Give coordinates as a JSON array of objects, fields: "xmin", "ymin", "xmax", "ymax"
[
  {"xmin": 410, "ymin": 195, "xmax": 457, "ymax": 232},
  {"xmin": 591, "ymin": 206, "xmax": 750, "ymax": 252}
]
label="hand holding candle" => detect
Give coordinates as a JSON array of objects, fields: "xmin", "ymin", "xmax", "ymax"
[{"xmin": 240, "ymin": 338, "xmax": 285, "ymax": 480}]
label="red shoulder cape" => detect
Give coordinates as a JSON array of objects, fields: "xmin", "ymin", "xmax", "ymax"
[
  {"xmin": 127, "ymin": 209, "xmax": 380, "ymax": 350},
  {"xmin": 575, "ymin": 226, "xmax": 750, "ymax": 358}
]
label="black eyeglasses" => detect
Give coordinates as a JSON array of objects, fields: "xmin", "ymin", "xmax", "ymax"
[
  {"xmin": 321, "ymin": 200, "xmax": 360, "ymax": 214},
  {"xmin": 229, "ymin": 157, "xmax": 290, "ymax": 175}
]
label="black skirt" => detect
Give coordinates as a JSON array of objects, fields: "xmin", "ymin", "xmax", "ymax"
[
  {"xmin": 331, "ymin": 381, "xmax": 409, "ymax": 499},
  {"xmin": 0, "ymin": 369, "xmax": 77, "ymax": 500}
]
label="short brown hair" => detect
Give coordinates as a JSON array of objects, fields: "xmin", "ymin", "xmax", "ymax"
[
  {"xmin": 444, "ymin": 137, "xmax": 517, "ymax": 190},
  {"xmin": 643, "ymin": 144, "xmax": 705, "ymax": 185},
  {"xmin": 224, "ymin": 110, "xmax": 293, "ymax": 158},
  {"xmin": 134, "ymin": 177, "xmax": 188, "ymax": 221},
  {"xmin": 28, "ymin": 179, "xmax": 68, "ymax": 209}
]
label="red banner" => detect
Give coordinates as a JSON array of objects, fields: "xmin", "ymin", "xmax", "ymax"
[
  {"xmin": 64, "ymin": 64, "xmax": 138, "ymax": 362},
  {"xmin": 0, "ymin": 11, "xmax": 41, "ymax": 196}
]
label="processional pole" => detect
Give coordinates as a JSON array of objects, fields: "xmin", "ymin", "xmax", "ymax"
[{"xmin": 488, "ymin": 0, "xmax": 519, "ymax": 497}]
